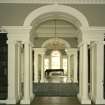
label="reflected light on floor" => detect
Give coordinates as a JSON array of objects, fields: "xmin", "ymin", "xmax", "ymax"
[
  {"xmin": 63, "ymin": 77, "xmax": 67, "ymax": 83},
  {"xmin": 45, "ymin": 76, "xmax": 70, "ymax": 83}
]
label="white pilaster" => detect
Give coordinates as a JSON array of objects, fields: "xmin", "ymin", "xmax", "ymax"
[
  {"xmin": 17, "ymin": 42, "xmax": 21, "ymax": 99},
  {"xmin": 21, "ymin": 42, "xmax": 30, "ymax": 104},
  {"xmin": 67, "ymin": 50, "xmax": 71, "ymax": 82},
  {"xmin": 77, "ymin": 42, "xmax": 91, "ymax": 104},
  {"xmin": 40, "ymin": 53, "xmax": 45, "ymax": 82},
  {"xmin": 90, "ymin": 41, "xmax": 105, "ymax": 104},
  {"xmin": 7, "ymin": 40, "xmax": 19, "ymax": 104},
  {"xmin": 78, "ymin": 46, "xmax": 82, "ymax": 99},
  {"xmin": 73, "ymin": 53, "xmax": 78, "ymax": 83},
  {"xmin": 34, "ymin": 48, "xmax": 39, "ymax": 83},
  {"xmin": 20, "ymin": 44, "xmax": 24, "ymax": 93},
  {"xmin": 90, "ymin": 42, "xmax": 95, "ymax": 100},
  {"xmin": 29, "ymin": 45, "xmax": 34, "ymax": 100}
]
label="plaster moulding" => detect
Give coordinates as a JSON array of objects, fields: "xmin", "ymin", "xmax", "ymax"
[
  {"xmin": 2, "ymin": 26, "xmax": 32, "ymax": 34},
  {"xmin": 0, "ymin": 0, "xmax": 105, "ymax": 4},
  {"xmin": 2, "ymin": 26, "xmax": 32, "ymax": 40}
]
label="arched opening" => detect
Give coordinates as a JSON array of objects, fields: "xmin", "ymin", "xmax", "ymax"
[
  {"xmin": 31, "ymin": 19, "xmax": 79, "ymax": 83},
  {"xmin": 26, "ymin": 4, "xmax": 90, "ymax": 103},
  {"xmin": 24, "ymin": 4, "xmax": 89, "ymax": 28}
]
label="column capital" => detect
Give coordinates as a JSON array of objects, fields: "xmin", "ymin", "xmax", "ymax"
[
  {"xmin": 33, "ymin": 48, "xmax": 46, "ymax": 55},
  {"xmin": 24, "ymin": 41, "xmax": 33, "ymax": 47},
  {"xmin": 78, "ymin": 41, "xmax": 89, "ymax": 48},
  {"xmin": 7, "ymin": 40, "xmax": 16, "ymax": 44},
  {"xmin": 90, "ymin": 41, "xmax": 104, "ymax": 48},
  {"xmin": 17, "ymin": 42, "xmax": 22, "ymax": 46},
  {"xmin": 94, "ymin": 41, "xmax": 104, "ymax": 45},
  {"xmin": 33, "ymin": 48, "xmax": 39, "ymax": 55},
  {"xmin": 24, "ymin": 41, "xmax": 30, "ymax": 44},
  {"xmin": 65, "ymin": 48, "xmax": 71, "ymax": 55},
  {"xmin": 66, "ymin": 48, "xmax": 78, "ymax": 56},
  {"xmin": 41, "ymin": 51, "xmax": 45, "ymax": 55}
]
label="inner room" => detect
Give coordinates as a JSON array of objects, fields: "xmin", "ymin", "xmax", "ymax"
[
  {"xmin": 32, "ymin": 19, "xmax": 79, "ymax": 84},
  {"xmin": 31, "ymin": 19, "xmax": 79, "ymax": 97}
]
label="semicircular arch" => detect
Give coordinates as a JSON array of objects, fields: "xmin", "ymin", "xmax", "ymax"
[
  {"xmin": 41, "ymin": 38, "xmax": 71, "ymax": 49},
  {"xmin": 24, "ymin": 4, "xmax": 89, "ymax": 28}
]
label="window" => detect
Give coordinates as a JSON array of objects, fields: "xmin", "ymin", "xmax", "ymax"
[{"xmin": 51, "ymin": 50, "xmax": 60, "ymax": 69}]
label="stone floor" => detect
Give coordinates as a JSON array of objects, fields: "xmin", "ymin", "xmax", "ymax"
[
  {"xmin": 33, "ymin": 75, "xmax": 79, "ymax": 97},
  {"xmin": 32, "ymin": 76, "xmax": 80, "ymax": 104},
  {"xmin": 33, "ymin": 83, "xmax": 79, "ymax": 96},
  {"xmin": 31, "ymin": 97, "xmax": 81, "ymax": 105}
]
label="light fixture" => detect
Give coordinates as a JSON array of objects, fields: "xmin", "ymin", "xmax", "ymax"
[
  {"xmin": 47, "ymin": 19, "xmax": 65, "ymax": 49},
  {"xmin": 53, "ymin": 19, "xmax": 58, "ymax": 49}
]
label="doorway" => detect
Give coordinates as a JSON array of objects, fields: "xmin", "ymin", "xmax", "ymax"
[{"xmin": 0, "ymin": 33, "xmax": 8, "ymax": 100}]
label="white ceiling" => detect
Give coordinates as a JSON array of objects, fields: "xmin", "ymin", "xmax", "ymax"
[
  {"xmin": 32, "ymin": 19, "xmax": 79, "ymax": 38},
  {"xmin": 0, "ymin": 0, "xmax": 105, "ymax": 4}
]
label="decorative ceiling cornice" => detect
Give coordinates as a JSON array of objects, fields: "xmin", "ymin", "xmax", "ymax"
[{"xmin": 0, "ymin": 0, "xmax": 105, "ymax": 4}]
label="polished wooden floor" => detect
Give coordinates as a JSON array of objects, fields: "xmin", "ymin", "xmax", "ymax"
[{"xmin": 31, "ymin": 97, "xmax": 81, "ymax": 105}]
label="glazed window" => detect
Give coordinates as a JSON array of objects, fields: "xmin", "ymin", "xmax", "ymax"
[{"xmin": 51, "ymin": 50, "xmax": 60, "ymax": 69}]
